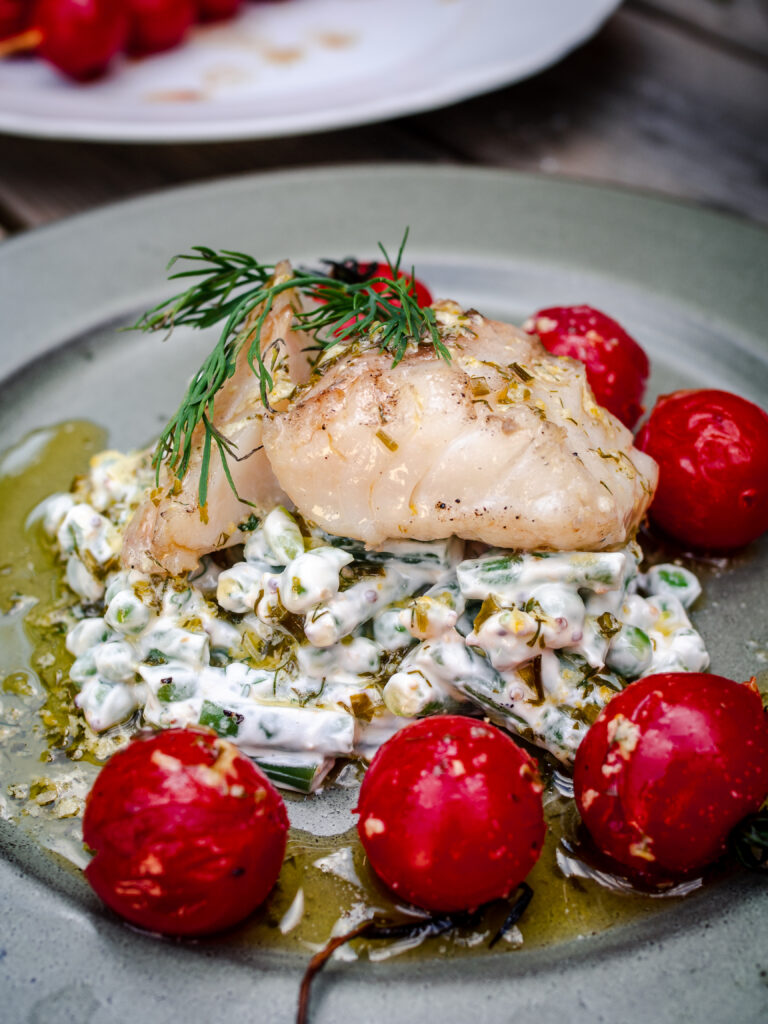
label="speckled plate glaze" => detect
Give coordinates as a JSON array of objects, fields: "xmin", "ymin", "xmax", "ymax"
[
  {"xmin": 0, "ymin": 0, "xmax": 621, "ymax": 142},
  {"xmin": 1, "ymin": 166, "xmax": 767, "ymax": 1023}
]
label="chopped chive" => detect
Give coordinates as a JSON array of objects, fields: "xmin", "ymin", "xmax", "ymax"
[
  {"xmin": 375, "ymin": 429, "xmax": 399, "ymax": 452},
  {"xmin": 199, "ymin": 699, "xmax": 243, "ymax": 737},
  {"xmin": 157, "ymin": 678, "xmax": 196, "ymax": 702}
]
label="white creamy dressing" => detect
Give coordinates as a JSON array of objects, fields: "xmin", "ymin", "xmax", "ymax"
[{"xmin": 36, "ymin": 448, "xmax": 709, "ymax": 791}]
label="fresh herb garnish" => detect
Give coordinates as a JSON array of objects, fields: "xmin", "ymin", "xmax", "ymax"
[{"xmin": 135, "ymin": 231, "xmax": 447, "ymax": 506}]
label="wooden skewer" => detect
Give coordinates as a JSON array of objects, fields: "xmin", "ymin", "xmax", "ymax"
[{"xmin": 0, "ymin": 27, "xmax": 43, "ymax": 59}]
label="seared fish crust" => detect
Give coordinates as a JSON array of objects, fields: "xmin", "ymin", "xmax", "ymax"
[{"xmin": 261, "ymin": 311, "xmax": 657, "ymax": 551}]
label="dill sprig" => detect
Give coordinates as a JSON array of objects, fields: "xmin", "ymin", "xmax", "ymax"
[{"xmin": 135, "ymin": 233, "xmax": 447, "ymax": 507}]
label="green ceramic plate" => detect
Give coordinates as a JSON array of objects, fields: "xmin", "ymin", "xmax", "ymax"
[{"xmin": 1, "ymin": 166, "xmax": 766, "ymax": 1023}]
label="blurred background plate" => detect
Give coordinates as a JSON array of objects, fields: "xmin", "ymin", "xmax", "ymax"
[{"xmin": 0, "ymin": 0, "xmax": 621, "ymax": 142}]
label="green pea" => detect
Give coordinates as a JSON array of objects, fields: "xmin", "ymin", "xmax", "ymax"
[{"xmin": 606, "ymin": 625, "xmax": 653, "ymax": 680}]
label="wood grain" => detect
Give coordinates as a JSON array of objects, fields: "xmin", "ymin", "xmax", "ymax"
[
  {"xmin": 631, "ymin": 0, "xmax": 768, "ymax": 58},
  {"xmin": 406, "ymin": 7, "xmax": 768, "ymax": 225},
  {"xmin": 0, "ymin": 125, "xmax": 443, "ymax": 231},
  {"xmin": 0, "ymin": 4, "xmax": 765, "ymax": 233}
]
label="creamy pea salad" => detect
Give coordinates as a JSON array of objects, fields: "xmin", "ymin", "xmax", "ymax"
[{"xmin": 34, "ymin": 446, "xmax": 708, "ymax": 793}]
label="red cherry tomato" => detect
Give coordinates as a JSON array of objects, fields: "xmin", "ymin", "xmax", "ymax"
[
  {"xmin": 636, "ymin": 389, "xmax": 768, "ymax": 550},
  {"xmin": 525, "ymin": 305, "xmax": 649, "ymax": 429},
  {"xmin": 196, "ymin": 0, "xmax": 242, "ymax": 20},
  {"xmin": 355, "ymin": 716, "xmax": 545, "ymax": 912},
  {"xmin": 34, "ymin": 0, "xmax": 127, "ymax": 80},
  {"xmin": 574, "ymin": 673, "xmax": 768, "ymax": 877},
  {"xmin": 0, "ymin": 0, "xmax": 30, "ymax": 39},
  {"xmin": 125, "ymin": 0, "xmax": 195, "ymax": 56},
  {"xmin": 82, "ymin": 729, "xmax": 288, "ymax": 936}
]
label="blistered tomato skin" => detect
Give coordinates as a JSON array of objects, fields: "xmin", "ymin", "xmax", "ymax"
[
  {"xmin": 574, "ymin": 673, "xmax": 768, "ymax": 876},
  {"xmin": 525, "ymin": 305, "xmax": 649, "ymax": 429},
  {"xmin": 0, "ymin": 0, "xmax": 29, "ymax": 40},
  {"xmin": 83, "ymin": 729, "xmax": 288, "ymax": 936},
  {"xmin": 636, "ymin": 389, "xmax": 768, "ymax": 550},
  {"xmin": 355, "ymin": 716, "xmax": 546, "ymax": 912}
]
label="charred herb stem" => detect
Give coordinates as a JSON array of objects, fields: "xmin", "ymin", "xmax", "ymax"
[
  {"xmin": 296, "ymin": 885, "xmax": 534, "ymax": 1024},
  {"xmin": 489, "ymin": 882, "xmax": 534, "ymax": 948},
  {"xmin": 729, "ymin": 809, "xmax": 768, "ymax": 870},
  {"xmin": 296, "ymin": 921, "xmax": 371, "ymax": 1024}
]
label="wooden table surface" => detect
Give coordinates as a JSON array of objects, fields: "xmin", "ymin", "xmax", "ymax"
[{"xmin": 0, "ymin": 0, "xmax": 766, "ymax": 237}]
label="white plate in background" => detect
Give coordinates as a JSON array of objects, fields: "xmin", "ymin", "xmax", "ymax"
[{"xmin": 0, "ymin": 0, "xmax": 621, "ymax": 142}]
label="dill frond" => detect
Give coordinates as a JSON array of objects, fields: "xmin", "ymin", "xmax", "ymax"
[{"xmin": 135, "ymin": 232, "xmax": 448, "ymax": 505}]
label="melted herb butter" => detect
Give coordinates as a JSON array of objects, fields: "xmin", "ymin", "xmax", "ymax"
[
  {"xmin": 0, "ymin": 422, "xmax": 134, "ymax": 861},
  {"xmin": 211, "ymin": 789, "xmax": 679, "ymax": 959},
  {"xmin": 0, "ymin": 422, "xmax": 680, "ymax": 957}
]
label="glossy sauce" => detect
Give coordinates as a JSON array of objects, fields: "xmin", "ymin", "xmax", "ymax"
[{"xmin": 0, "ymin": 422, "xmax": 696, "ymax": 959}]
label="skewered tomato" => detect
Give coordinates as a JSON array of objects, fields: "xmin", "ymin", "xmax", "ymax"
[
  {"xmin": 525, "ymin": 305, "xmax": 649, "ymax": 429},
  {"xmin": 196, "ymin": 0, "xmax": 242, "ymax": 20},
  {"xmin": 125, "ymin": 0, "xmax": 195, "ymax": 56},
  {"xmin": 0, "ymin": 0, "xmax": 29, "ymax": 39},
  {"xmin": 33, "ymin": 0, "xmax": 127, "ymax": 80},
  {"xmin": 635, "ymin": 389, "xmax": 768, "ymax": 550},
  {"xmin": 355, "ymin": 716, "xmax": 545, "ymax": 912},
  {"xmin": 574, "ymin": 673, "xmax": 768, "ymax": 876},
  {"xmin": 83, "ymin": 728, "xmax": 288, "ymax": 935}
]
